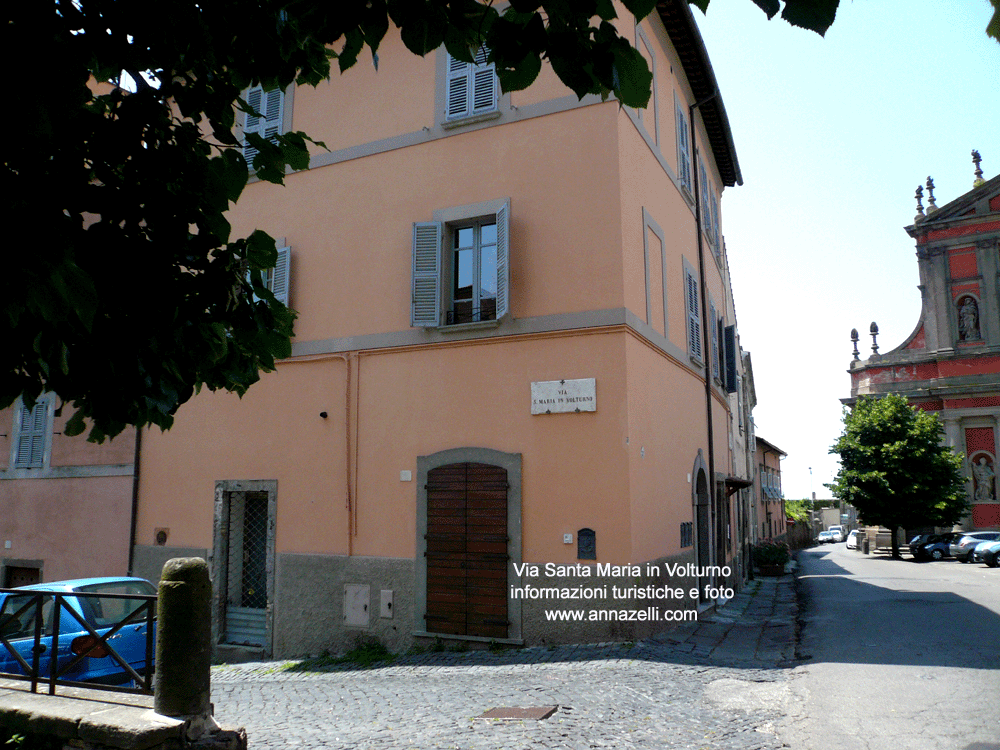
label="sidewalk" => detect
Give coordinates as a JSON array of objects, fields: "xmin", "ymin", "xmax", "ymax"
[{"xmin": 649, "ymin": 563, "xmax": 799, "ymax": 665}]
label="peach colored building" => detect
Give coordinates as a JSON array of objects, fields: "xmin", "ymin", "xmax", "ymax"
[
  {"xmin": 0, "ymin": 397, "xmax": 137, "ymax": 586},
  {"xmin": 133, "ymin": 1, "xmax": 756, "ymax": 657},
  {"xmin": 754, "ymin": 437, "xmax": 787, "ymax": 542},
  {"xmin": 846, "ymin": 165, "xmax": 1000, "ymax": 531}
]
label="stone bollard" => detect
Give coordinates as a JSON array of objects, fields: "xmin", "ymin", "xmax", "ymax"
[{"xmin": 154, "ymin": 557, "xmax": 220, "ymax": 739}]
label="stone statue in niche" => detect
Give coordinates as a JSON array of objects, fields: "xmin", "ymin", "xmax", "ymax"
[
  {"xmin": 959, "ymin": 297, "xmax": 980, "ymax": 341},
  {"xmin": 973, "ymin": 456, "xmax": 995, "ymax": 502}
]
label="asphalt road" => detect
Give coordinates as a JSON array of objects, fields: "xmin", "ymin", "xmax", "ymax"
[{"xmin": 781, "ymin": 544, "xmax": 1000, "ymax": 750}]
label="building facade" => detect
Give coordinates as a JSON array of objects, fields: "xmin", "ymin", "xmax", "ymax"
[
  {"xmin": 754, "ymin": 437, "xmax": 786, "ymax": 542},
  {"xmin": 0, "ymin": 398, "xmax": 137, "ymax": 587},
  {"xmin": 846, "ymin": 164, "xmax": 1000, "ymax": 531},
  {"xmin": 132, "ymin": 1, "xmax": 756, "ymax": 658}
]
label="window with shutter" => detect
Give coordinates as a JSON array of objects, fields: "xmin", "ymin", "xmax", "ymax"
[
  {"xmin": 247, "ymin": 246, "xmax": 291, "ymax": 307},
  {"xmin": 412, "ymin": 201, "xmax": 510, "ymax": 328},
  {"xmin": 243, "ymin": 86, "xmax": 285, "ymax": 168},
  {"xmin": 675, "ymin": 101, "xmax": 691, "ymax": 194},
  {"xmin": 710, "ymin": 302, "xmax": 719, "ymax": 381},
  {"xmin": 445, "ymin": 47, "xmax": 497, "ymax": 121},
  {"xmin": 686, "ymin": 271, "xmax": 701, "ymax": 360},
  {"xmin": 14, "ymin": 397, "xmax": 49, "ymax": 469}
]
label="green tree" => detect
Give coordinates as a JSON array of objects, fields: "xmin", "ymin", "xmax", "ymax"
[
  {"xmin": 16, "ymin": 0, "xmax": 994, "ymax": 442},
  {"xmin": 828, "ymin": 394, "xmax": 968, "ymax": 559},
  {"xmin": 784, "ymin": 499, "xmax": 811, "ymax": 523}
]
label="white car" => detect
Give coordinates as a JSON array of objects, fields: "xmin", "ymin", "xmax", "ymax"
[
  {"xmin": 828, "ymin": 526, "xmax": 845, "ymax": 543},
  {"xmin": 817, "ymin": 531, "xmax": 834, "ymax": 544},
  {"xmin": 846, "ymin": 529, "xmax": 859, "ymax": 549}
]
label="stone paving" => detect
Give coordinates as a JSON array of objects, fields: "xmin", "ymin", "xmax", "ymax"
[{"xmin": 210, "ymin": 572, "xmax": 798, "ymax": 749}]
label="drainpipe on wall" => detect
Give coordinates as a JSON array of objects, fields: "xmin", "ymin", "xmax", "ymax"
[
  {"xmin": 127, "ymin": 427, "xmax": 142, "ymax": 576},
  {"xmin": 690, "ymin": 92, "xmax": 720, "ymax": 575}
]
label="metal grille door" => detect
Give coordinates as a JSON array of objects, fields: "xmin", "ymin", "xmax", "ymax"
[{"xmin": 224, "ymin": 491, "xmax": 268, "ymax": 646}]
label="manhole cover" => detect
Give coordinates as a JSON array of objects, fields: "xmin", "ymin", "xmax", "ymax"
[{"xmin": 477, "ymin": 706, "xmax": 558, "ymax": 721}]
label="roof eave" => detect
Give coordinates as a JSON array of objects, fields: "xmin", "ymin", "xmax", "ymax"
[{"xmin": 656, "ymin": 0, "xmax": 743, "ymax": 188}]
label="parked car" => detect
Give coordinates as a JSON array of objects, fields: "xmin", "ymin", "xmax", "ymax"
[
  {"xmin": 971, "ymin": 539, "xmax": 1000, "ymax": 563},
  {"xmin": 817, "ymin": 531, "xmax": 834, "ymax": 544},
  {"xmin": 0, "ymin": 577, "xmax": 156, "ymax": 688},
  {"xmin": 846, "ymin": 529, "xmax": 859, "ymax": 549},
  {"xmin": 980, "ymin": 541, "xmax": 1000, "ymax": 568},
  {"xmin": 915, "ymin": 538, "xmax": 952, "ymax": 560},
  {"xmin": 910, "ymin": 532, "xmax": 961, "ymax": 560},
  {"xmin": 828, "ymin": 526, "xmax": 845, "ymax": 543},
  {"xmin": 908, "ymin": 533, "xmax": 939, "ymax": 557},
  {"xmin": 951, "ymin": 532, "xmax": 1000, "ymax": 562}
]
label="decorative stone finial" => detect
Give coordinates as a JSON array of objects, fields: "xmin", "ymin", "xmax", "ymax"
[
  {"xmin": 851, "ymin": 328, "xmax": 860, "ymax": 361},
  {"xmin": 926, "ymin": 176, "xmax": 937, "ymax": 212},
  {"xmin": 870, "ymin": 322, "xmax": 879, "ymax": 354},
  {"xmin": 914, "ymin": 184, "xmax": 924, "ymax": 221},
  {"xmin": 972, "ymin": 149, "xmax": 984, "ymax": 187}
]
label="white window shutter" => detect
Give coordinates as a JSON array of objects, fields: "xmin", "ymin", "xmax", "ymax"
[
  {"xmin": 495, "ymin": 201, "xmax": 510, "ymax": 320},
  {"xmin": 243, "ymin": 86, "xmax": 284, "ymax": 166},
  {"xmin": 446, "ymin": 54, "xmax": 471, "ymax": 119},
  {"xmin": 472, "ymin": 47, "xmax": 497, "ymax": 114},
  {"xmin": 271, "ymin": 246, "xmax": 291, "ymax": 306},
  {"xmin": 686, "ymin": 272, "xmax": 701, "ymax": 359},
  {"xmin": 412, "ymin": 222, "xmax": 442, "ymax": 327}
]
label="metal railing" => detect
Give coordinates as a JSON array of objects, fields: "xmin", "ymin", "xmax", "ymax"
[{"xmin": 0, "ymin": 589, "xmax": 155, "ymax": 696}]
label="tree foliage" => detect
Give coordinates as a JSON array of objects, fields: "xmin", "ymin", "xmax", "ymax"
[
  {"xmin": 5, "ymin": 0, "xmax": 922, "ymax": 442},
  {"xmin": 828, "ymin": 394, "xmax": 968, "ymax": 557}
]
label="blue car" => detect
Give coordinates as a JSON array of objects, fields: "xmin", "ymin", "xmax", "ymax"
[
  {"xmin": 0, "ymin": 577, "xmax": 156, "ymax": 690},
  {"xmin": 981, "ymin": 541, "xmax": 1000, "ymax": 568}
]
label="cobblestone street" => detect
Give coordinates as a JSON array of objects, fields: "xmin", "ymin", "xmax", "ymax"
[
  {"xmin": 210, "ymin": 576, "xmax": 798, "ymax": 749},
  {"xmin": 212, "ymin": 645, "xmax": 790, "ymax": 750}
]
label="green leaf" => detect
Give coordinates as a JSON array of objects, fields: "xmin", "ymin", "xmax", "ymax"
[
  {"xmin": 51, "ymin": 261, "xmax": 99, "ymax": 332},
  {"xmin": 750, "ymin": 0, "xmax": 781, "ymax": 20},
  {"xmin": 399, "ymin": 7, "xmax": 448, "ymax": 56},
  {"xmin": 247, "ymin": 230, "xmax": 278, "ymax": 270},
  {"xmin": 989, "ymin": 0, "xmax": 1000, "ymax": 43},
  {"xmin": 620, "ymin": 0, "xmax": 658, "ymax": 21},
  {"xmin": 64, "ymin": 410, "xmax": 87, "ymax": 438},
  {"xmin": 611, "ymin": 41, "xmax": 652, "ymax": 109},
  {"xmin": 780, "ymin": 0, "xmax": 839, "ymax": 36},
  {"xmin": 497, "ymin": 50, "xmax": 543, "ymax": 92}
]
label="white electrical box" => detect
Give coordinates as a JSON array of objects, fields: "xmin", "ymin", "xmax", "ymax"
[{"xmin": 344, "ymin": 584, "xmax": 370, "ymax": 628}]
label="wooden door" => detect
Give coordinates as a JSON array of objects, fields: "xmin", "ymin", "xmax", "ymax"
[{"xmin": 425, "ymin": 463, "xmax": 508, "ymax": 639}]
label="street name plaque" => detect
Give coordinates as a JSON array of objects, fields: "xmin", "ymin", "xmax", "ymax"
[{"xmin": 531, "ymin": 378, "xmax": 597, "ymax": 414}]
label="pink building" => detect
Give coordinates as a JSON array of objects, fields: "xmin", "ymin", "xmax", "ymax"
[
  {"xmin": 133, "ymin": 1, "xmax": 757, "ymax": 658},
  {"xmin": 0, "ymin": 397, "xmax": 137, "ymax": 586},
  {"xmin": 754, "ymin": 437, "xmax": 786, "ymax": 542}
]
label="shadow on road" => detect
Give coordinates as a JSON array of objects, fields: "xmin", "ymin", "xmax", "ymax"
[{"xmin": 795, "ymin": 547, "xmax": 1000, "ymax": 671}]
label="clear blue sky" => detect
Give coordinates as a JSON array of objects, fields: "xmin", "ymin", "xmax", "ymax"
[{"xmin": 692, "ymin": 0, "xmax": 1000, "ymax": 499}]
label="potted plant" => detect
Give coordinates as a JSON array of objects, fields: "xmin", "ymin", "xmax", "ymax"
[{"xmin": 753, "ymin": 540, "xmax": 790, "ymax": 576}]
